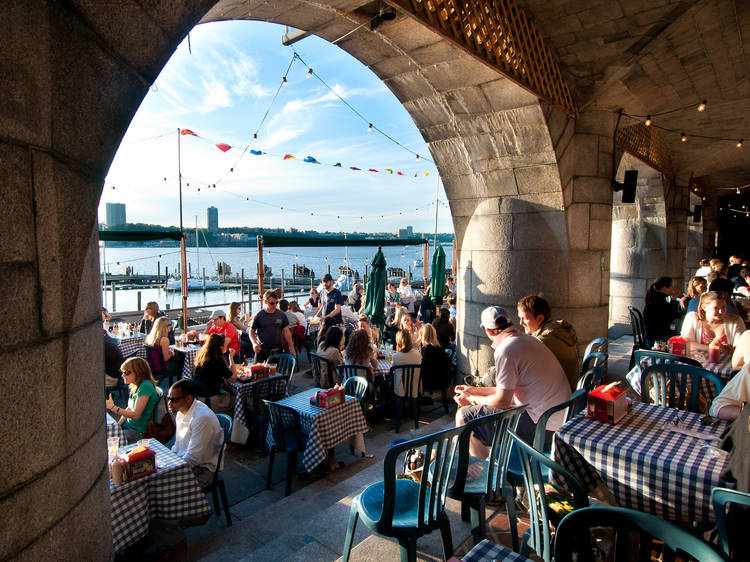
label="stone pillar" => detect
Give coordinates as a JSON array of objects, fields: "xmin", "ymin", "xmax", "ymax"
[
  {"xmin": 608, "ymin": 155, "xmax": 668, "ymax": 327},
  {"xmin": 552, "ymin": 109, "xmax": 619, "ymax": 354},
  {"xmin": 685, "ymin": 192, "xmax": 704, "ymax": 279},
  {"xmin": 702, "ymin": 195, "xmax": 718, "ymax": 258},
  {"xmin": 664, "ymin": 180, "xmax": 689, "ymax": 293},
  {"xmin": 0, "ymin": 1, "xmax": 209, "ymax": 557}
]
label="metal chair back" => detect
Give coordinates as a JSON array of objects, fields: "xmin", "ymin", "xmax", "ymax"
[
  {"xmin": 712, "ymin": 487, "xmax": 750, "ymax": 560},
  {"xmin": 583, "ymin": 337, "xmax": 608, "ymax": 358},
  {"xmin": 576, "ymin": 366, "xmax": 605, "ymax": 393},
  {"xmin": 641, "ymin": 363, "xmax": 724, "ymax": 413},
  {"xmin": 310, "ymin": 352, "xmax": 339, "ymax": 388},
  {"xmin": 337, "ymin": 363, "xmax": 372, "ymax": 383}
]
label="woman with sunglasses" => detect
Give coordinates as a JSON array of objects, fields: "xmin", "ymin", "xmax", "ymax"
[
  {"xmin": 105, "ymin": 357, "xmax": 159, "ymax": 444},
  {"xmin": 194, "ymin": 333, "xmax": 236, "ymax": 415}
]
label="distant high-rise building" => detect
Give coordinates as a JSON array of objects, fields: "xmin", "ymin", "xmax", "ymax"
[
  {"xmin": 398, "ymin": 225, "xmax": 414, "ymax": 239},
  {"xmin": 105, "ymin": 203, "xmax": 126, "ymax": 226},
  {"xmin": 207, "ymin": 206, "xmax": 219, "ymax": 233}
]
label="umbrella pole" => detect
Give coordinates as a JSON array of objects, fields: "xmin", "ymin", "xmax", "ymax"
[
  {"xmin": 180, "ymin": 234, "xmax": 188, "ymax": 330},
  {"xmin": 423, "ymin": 243, "xmax": 428, "ymax": 282},
  {"xmin": 257, "ymin": 235, "xmax": 264, "ymax": 300}
]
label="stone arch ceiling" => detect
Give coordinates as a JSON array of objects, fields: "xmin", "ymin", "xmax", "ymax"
[
  {"xmin": 203, "ymin": 0, "xmax": 749, "ymax": 193},
  {"xmin": 516, "ymin": 0, "xmax": 750, "ymax": 190}
]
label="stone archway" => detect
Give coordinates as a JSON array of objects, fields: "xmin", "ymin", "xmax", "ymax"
[{"xmin": 2, "ymin": 2, "xmax": 618, "ymax": 557}]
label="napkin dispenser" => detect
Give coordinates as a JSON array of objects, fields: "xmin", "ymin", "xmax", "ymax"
[
  {"xmin": 310, "ymin": 387, "xmax": 345, "ymax": 409},
  {"xmin": 587, "ymin": 383, "xmax": 628, "ymax": 424},
  {"xmin": 120, "ymin": 446, "xmax": 156, "ymax": 482},
  {"xmin": 667, "ymin": 335, "xmax": 689, "ymax": 356},
  {"xmin": 245, "ymin": 364, "xmax": 273, "ymax": 381}
]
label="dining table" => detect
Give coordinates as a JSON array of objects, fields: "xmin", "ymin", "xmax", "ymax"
[
  {"xmin": 626, "ymin": 348, "xmax": 737, "ymax": 401},
  {"xmin": 112, "ymin": 333, "xmax": 147, "ymax": 359},
  {"xmin": 228, "ymin": 374, "xmax": 289, "ymax": 444},
  {"xmin": 554, "ymin": 402, "xmax": 730, "ymax": 524},
  {"xmin": 110, "ymin": 440, "xmax": 211, "ymax": 553},
  {"xmin": 266, "ymin": 388, "xmax": 370, "ymax": 472},
  {"xmin": 170, "ymin": 343, "xmax": 202, "ymax": 379},
  {"xmin": 106, "ymin": 414, "xmax": 125, "ymax": 447}
]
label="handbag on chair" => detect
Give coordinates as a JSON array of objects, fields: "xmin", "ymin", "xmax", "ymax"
[{"xmin": 145, "ymin": 394, "xmax": 176, "ymax": 444}]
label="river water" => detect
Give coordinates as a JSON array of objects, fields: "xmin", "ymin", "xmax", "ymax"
[{"xmin": 101, "ymin": 244, "xmax": 453, "ymax": 313}]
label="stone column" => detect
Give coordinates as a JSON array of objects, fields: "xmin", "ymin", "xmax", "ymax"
[
  {"xmin": 608, "ymin": 155, "xmax": 668, "ymax": 327},
  {"xmin": 685, "ymin": 192, "xmax": 704, "ymax": 279},
  {"xmin": 664, "ymin": 181, "xmax": 690, "ymax": 293}
]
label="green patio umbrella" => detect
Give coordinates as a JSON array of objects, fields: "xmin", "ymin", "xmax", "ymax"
[
  {"xmin": 363, "ymin": 246, "xmax": 387, "ymax": 329},
  {"xmin": 429, "ymin": 244, "xmax": 446, "ymax": 305}
]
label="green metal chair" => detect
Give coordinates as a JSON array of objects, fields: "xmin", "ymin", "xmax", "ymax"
[
  {"xmin": 628, "ymin": 306, "xmax": 648, "ymax": 369},
  {"xmin": 448, "ymin": 405, "xmax": 526, "ymax": 550},
  {"xmin": 580, "ymin": 351, "xmax": 607, "ymax": 377},
  {"xmin": 554, "ymin": 505, "xmax": 725, "ymax": 562},
  {"xmin": 633, "ymin": 348, "xmax": 703, "ymax": 370},
  {"xmin": 389, "ymin": 364, "xmax": 422, "ymax": 433},
  {"xmin": 267, "ymin": 353, "xmax": 297, "ymax": 394},
  {"xmin": 310, "ymin": 352, "xmax": 339, "ymax": 388},
  {"xmin": 641, "ymin": 362, "xmax": 724, "ymax": 413},
  {"xmin": 583, "ymin": 337, "xmax": 607, "ymax": 358},
  {"xmin": 712, "ymin": 486, "xmax": 750, "ymax": 560},
  {"xmin": 203, "ymin": 414, "xmax": 232, "ymax": 526},
  {"xmin": 576, "ymin": 365, "xmax": 605, "ymax": 393},
  {"xmin": 343, "ymin": 375, "xmax": 370, "ymax": 417},
  {"xmin": 508, "ymin": 430, "xmax": 589, "ymax": 562},
  {"xmin": 342, "ymin": 425, "xmax": 463, "ymax": 562},
  {"xmin": 337, "ymin": 363, "xmax": 372, "ymax": 383},
  {"xmin": 531, "ymin": 389, "xmax": 588, "ymax": 454},
  {"xmin": 264, "ymin": 400, "xmax": 306, "ymax": 497}
]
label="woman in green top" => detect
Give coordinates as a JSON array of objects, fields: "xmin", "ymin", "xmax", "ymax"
[{"xmin": 106, "ymin": 357, "xmax": 159, "ymax": 444}]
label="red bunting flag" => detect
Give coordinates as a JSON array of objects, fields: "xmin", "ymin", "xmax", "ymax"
[
  {"xmin": 181, "ymin": 129, "xmax": 198, "ymax": 136},
  {"xmin": 215, "ymin": 143, "xmax": 232, "ymax": 152},
  {"xmin": 283, "ymin": 154, "xmax": 296, "ymax": 160},
  {"xmin": 368, "ymin": 168, "xmax": 378, "ymax": 172},
  {"xmin": 397, "ymin": 171, "xmax": 404, "ymax": 175}
]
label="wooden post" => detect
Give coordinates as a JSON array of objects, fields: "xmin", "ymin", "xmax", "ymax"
[
  {"xmin": 180, "ymin": 234, "xmax": 188, "ymax": 331},
  {"xmin": 202, "ymin": 268, "xmax": 206, "ymax": 292},
  {"xmin": 241, "ymin": 268, "xmax": 245, "ymax": 313},
  {"xmin": 452, "ymin": 239, "xmax": 457, "ymax": 277},
  {"xmin": 327, "ymin": 263, "xmax": 331, "ymax": 275},
  {"xmin": 257, "ymin": 235, "xmax": 264, "ymax": 299},
  {"xmin": 188, "ymin": 262, "xmax": 191, "ymax": 277},
  {"xmin": 111, "ymin": 281, "xmax": 116, "ymax": 311},
  {"xmin": 281, "ymin": 269, "xmax": 285, "ymax": 296},
  {"xmin": 164, "ymin": 266, "xmax": 169, "ymax": 290},
  {"xmin": 136, "ymin": 291, "xmax": 142, "ymax": 311},
  {"xmin": 423, "ymin": 243, "xmax": 429, "ymax": 281},
  {"xmin": 292, "ymin": 266, "xmax": 296, "ymax": 284},
  {"xmin": 157, "ymin": 260, "xmax": 161, "ymax": 278}
]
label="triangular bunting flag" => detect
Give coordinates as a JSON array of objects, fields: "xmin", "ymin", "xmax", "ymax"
[
  {"xmin": 304, "ymin": 156, "xmax": 320, "ymax": 164},
  {"xmin": 368, "ymin": 168, "xmax": 378, "ymax": 172},
  {"xmin": 215, "ymin": 143, "xmax": 232, "ymax": 152},
  {"xmin": 397, "ymin": 171, "xmax": 404, "ymax": 175},
  {"xmin": 181, "ymin": 129, "xmax": 198, "ymax": 136},
  {"xmin": 350, "ymin": 167, "xmax": 361, "ymax": 170},
  {"xmin": 283, "ymin": 154, "xmax": 296, "ymax": 160},
  {"xmin": 385, "ymin": 169, "xmax": 393, "ymax": 174},
  {"xmin": 333, "ymin": 163, "xmax": 342, "ymax": 167},
  {"xmin": 249, "ymin": 150, "xmax": 263, "ymax": 156}
]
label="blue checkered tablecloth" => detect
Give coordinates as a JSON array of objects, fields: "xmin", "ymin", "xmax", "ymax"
[
  {"xmin": 554, "ymin": 402, "xmax": 730, "ymax": 524},
  {"xmin": 266, "ymin": 388, "xmax": 370, "ymax": 472},
  {"xmin": 374, "ymin": 358, "xmax": 391, "ymax": 378},
  {"xmin": 625, "ymin": 351, "xmax": 736, "ymax": 401},
  {"xmin": 106, "ymin": 414, "xmax": 125, "ymax": 447},
  {"xmin": 110, "ymin": 440, "xmax": 211, "ymax": 553},
  {"xmin": 112, "ymin": 334, "xmax": 147, "ymax": 358},
  {"xmin": 170, "ymin": 344, "xmax": 201, "ymax": 379},
  {"xmin": 228, "ymin": 375, "xmax": 289, "ymax": 444},
  {"xmin": 460, "ymin": 539, "xmax": 531, "ymax": 561}
]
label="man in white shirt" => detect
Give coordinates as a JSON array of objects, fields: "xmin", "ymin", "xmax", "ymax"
[
  {"xmin": 168, "ymin": 379, "xmax": 224, "ymax": 488},
  {"xmin": 454, "ymin": 306, "xmax": 571, "ymax": 458}
]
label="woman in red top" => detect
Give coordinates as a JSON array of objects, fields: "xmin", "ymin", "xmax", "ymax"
[{"xmin": 206, "ymin": 309, "xmax": 239, "ymax": 365}]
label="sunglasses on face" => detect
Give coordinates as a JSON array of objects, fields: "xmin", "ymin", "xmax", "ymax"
[
  {"xmin": 167, "ymin": 395, "xmax": 185, "ymax": 403},
  {"xmin": 267, "ymin": 300, "xmax": 278, "ymax": 305},
  {"xmin": 121, "ymin": 370, "xmax": 132, "ymax": 375}
]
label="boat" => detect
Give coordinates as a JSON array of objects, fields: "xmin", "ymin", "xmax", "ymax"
[{"xmin": 166, "ymin": 278, "xmax": 221, "ymax": 291}]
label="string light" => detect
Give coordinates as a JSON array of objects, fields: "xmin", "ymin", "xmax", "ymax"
[
  {"xmin": 282, "ymin": 76, "xmax": 288, "ymax": 85},
  {"xmin": 367, "ymin": 123, "xmax": 373, "ymax": 132},
  {"xmin": 415, "ymin": 154, "xmax": 420, "ymax": 161},
  {"xmin": 306, "ymin": 68, "xmax": 313, "ymax": 78},
  {"xmin": 737, "ymin": 139, "xmax": 743, "ymax": 148},
  {"xmin": 645, "ymin": 115, "xmax": 651, "ymax": 126},
  {"xmin": 697, "ymin": 100, "xmax": 707, "ymax": 112},
  {"xmin": 681, "ymin": 132, "xmax": 687, "ymax": 142}
]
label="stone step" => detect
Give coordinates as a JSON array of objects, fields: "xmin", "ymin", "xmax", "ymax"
[{"xmin": 192, "ymin": 412, "xmax": 470, "ymax": 561}]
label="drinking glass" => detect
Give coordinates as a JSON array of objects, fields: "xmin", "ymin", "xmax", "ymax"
[{"xmin": 107, "ymin": 437, "xmax": 119, "ymax": 456}]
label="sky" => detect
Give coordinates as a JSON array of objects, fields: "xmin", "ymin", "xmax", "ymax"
[{"xmin": 99, "ymin": 20, "xmax": 452, "ymax": 234}]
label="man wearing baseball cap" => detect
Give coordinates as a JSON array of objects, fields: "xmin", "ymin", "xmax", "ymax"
[
  {"xmin": 454, "ymin": 305, "xmax": 571, "ymax": 457},
  {"xmin": 316, "ymin": 273, "xmax": 346, "ymax": 325},
  {"xmin": 206, "ymin": 309, "xmax": 239, "ymax": 364}
]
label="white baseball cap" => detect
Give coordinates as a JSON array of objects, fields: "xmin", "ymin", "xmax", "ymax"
[{"xmin": 480, "ymin": 306, "xmax": 512, "ymax": 331}]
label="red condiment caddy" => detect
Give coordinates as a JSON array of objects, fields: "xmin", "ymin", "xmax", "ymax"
[
  {"xmin": 587, "ymin": 382, "xmax": 628, "ymax": 424},
  {"xmin": 310, "ymin": 387, "xmax": 345, "ymax": 409},
  {"xmin": 667, "ymin": 335, "xmax": 689, "ymax": 356}
]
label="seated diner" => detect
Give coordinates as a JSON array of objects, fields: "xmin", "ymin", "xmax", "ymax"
[
  {"xmin": 680, "ymin": 291, "xmax": 746, "ymax": 353},
  {"xmin": 193, "ymin": 333, "xmax": 236, "ymax": 416},
  {"xmin": 105, "ymin": 357, "xmax": 159, "ymax": 444}
]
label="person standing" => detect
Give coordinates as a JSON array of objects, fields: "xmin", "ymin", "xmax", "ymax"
[
  {"xmin": 454, "ymin": 306, "xmax": 570, "ymax": 456},
  {"xmin": 643, "ymin": 276, "xmax": 681, "ymax": 345},
  {"xmin": 317, "ymin": 273, "xmax": 345, "ymax": 325},
  {"xmin": 250, "ymin": 290, "xmax": 295, "ymax": 363}
]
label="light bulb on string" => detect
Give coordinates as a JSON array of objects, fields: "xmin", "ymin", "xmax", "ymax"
[
  {"xmin": 697, "ymin": 100, "xmax": 707, "ymax": 112},
  {"xmin": 415, "ymin": 154, "xmax": 420, "ymax": 161},
  {"xmin": 367, "ymin": 123, "xmax": 373, "ymax": 132},
  {"xmin": 282, "ymin": 76, "xmax": 288, "ymax": 85},
  {"xmin": 645, "ymin": 115, "xmax": 651, "ymax": 126},
  {"xmin": 253, "ymin": 133, "xmax": 257, "ymax": 139},
  {"xmin": 737, "ymin": 139, "xmax": 743, "ymax": 148},
  {"xmin": 681, "ymin": 132, "xmax": 687, "ymax": 142},
  {"xmin": 737, "ymin": 188, "xmax": 741, "ymax": 195}
]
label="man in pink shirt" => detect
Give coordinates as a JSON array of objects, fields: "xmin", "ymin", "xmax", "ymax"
[{"xmin": 455, "ymin": 306, "xmax": 571, "ymax": 458}]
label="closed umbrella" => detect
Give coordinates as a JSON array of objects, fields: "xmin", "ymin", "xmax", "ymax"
[
  {"xmin": 364, "ymin": 247, "xmax": 387, "ymax": 330},
  {"xmin": 429, "ymin": 245, "xmax": 446, "ymax": 306}
]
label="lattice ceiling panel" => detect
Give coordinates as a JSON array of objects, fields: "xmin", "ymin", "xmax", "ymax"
[
  {"xmin": 385, "ymin": 0, "xmax": 578, "ymax": 117},
  {"xmin": 616, "ymin": 123, "xmax": 673, "ymax": 179}
]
